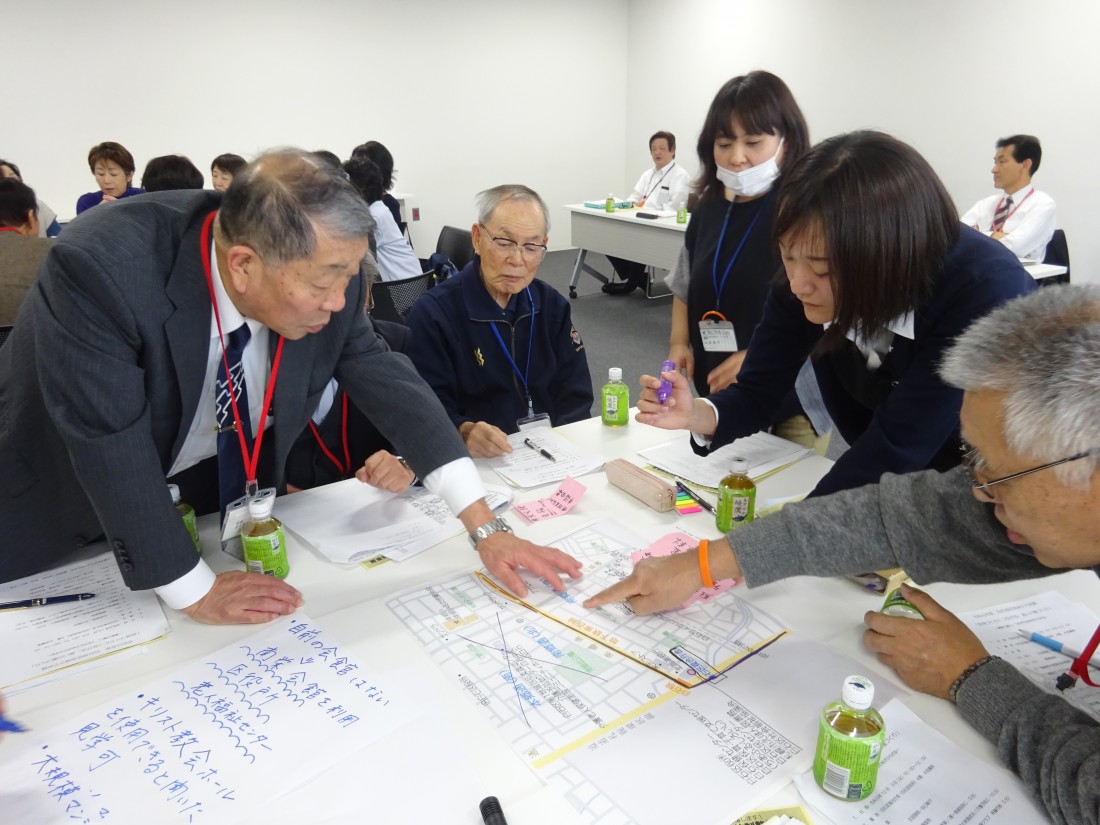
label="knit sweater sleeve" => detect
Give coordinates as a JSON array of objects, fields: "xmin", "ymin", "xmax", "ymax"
[
  {"xmin": 956, "ymin": 659, "xmax": 1100, "ymax": 825},
  {"xmin": 730, "ymin": 466, "xmax": 1058, "ymax": 588}
]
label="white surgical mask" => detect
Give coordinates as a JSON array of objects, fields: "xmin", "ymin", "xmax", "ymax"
[{"xmin": 716, "ymin": 138, "xmax": 784, "ymax": 198}]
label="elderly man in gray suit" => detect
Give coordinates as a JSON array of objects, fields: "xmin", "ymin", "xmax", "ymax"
[{"xmin": 0, "ymin": 150, "xmax": 581, "ymax": 625}]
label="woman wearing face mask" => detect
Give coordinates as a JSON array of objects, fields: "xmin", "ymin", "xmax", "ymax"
[
  {"xmin": 668, "ymin": 71, "xmax": 810, "ymax": 402},
  {"xmin": 642, "ymin": 131, "xmax": 1037, "ymax": 498}
]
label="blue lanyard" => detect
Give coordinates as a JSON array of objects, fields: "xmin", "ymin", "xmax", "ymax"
[
  {"xmin": 711, "ymin": 199, "xmax": 766, "ymax": 311},
  {"xmin": 489, "ymin": 287, "xmax": 537, "ymax": 412}
]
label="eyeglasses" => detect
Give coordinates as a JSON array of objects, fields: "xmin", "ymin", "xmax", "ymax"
[
  {"xmin": 478, "ymin": 224, "xmax": 547, "ymax": 262},
  {"xmin": 960, "ymin": 441, "xmax": 1098, "ymax": 501}
]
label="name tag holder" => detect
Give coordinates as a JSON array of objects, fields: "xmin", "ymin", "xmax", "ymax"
[{"xmin": 699, "ymin": 310, "xmax": 738, "ymax": 353}]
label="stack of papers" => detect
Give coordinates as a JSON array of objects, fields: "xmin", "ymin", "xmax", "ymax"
[
  {"xmin": 583, "ymin": 198, "xmax": 632, "ymax": 209},
  {"xmin": 0, "ymin": 552, "xmax": 169, "ymax": 693},
  {"xmin": 638, "ymin": 432, "xmax": 812, "ymax": 489},
  {"xmin": 486, "ymin": 429, "xmax": 605, "ymax": 488},
  {"xmin": 275, "ymin": 479, "xmax": 512, "ymax": 564}
]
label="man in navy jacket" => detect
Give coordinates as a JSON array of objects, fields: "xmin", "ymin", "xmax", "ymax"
[{"xmin": 406, "ymin": 185, "xmax": 592, "ymax": 457}]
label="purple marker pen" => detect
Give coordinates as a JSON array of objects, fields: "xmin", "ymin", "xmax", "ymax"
[{"xmin": 657, "ymin": 359, "xmax": 677, "ymax": 403}]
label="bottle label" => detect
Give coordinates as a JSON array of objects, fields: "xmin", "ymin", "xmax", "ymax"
[
  {"xmin": 812, "ymin": 720, "xmax": 884, "ymax": 800},
  {"xmin": 881, "ymin": 587, "xmax": 925, "ymax": 620},
  {"xmin": 715, "ymin": 487, "xmax": 755, "ymax": 532},
  {"xmin": 601, "ymin": 386, "xmax": 629, "ymax": 426},
  {"xmin": 181, "ymin": 509, "xmax": 202, "ymax": 555},
  {"xmin": 241, "ymin": 527, "xmax": 290, "ymax": 579}
]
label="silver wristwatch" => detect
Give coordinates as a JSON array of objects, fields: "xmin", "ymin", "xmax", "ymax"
[{"xmin": 468, "ymin": 516, "xmax": 514, "ymax": 549}]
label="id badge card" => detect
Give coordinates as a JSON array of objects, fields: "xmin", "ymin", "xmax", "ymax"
[
  {"xmin": 221, "ymin": 486, "xmax": 276, "ymax": 557},
  {"xmin": 699, "ymin": 317, "xmax": 738, "ymax": 352},
  {"xmin": 517, "ymin": 412, "xmax": 551, "ymax": 432}
]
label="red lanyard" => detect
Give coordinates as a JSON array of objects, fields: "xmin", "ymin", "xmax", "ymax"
[
  {"xmin": 0, "ymin": 227, "xmax": 22, "ymax": 234},
  {"xmin": 307, "ymin": 392, "xmax": 351, "ymax": 476},
  {"xmin": 991, "ymin": 189, "xmax": 1034, "ymax": 230},
  {"xmin": 200, "ymin": 211, "xmax": 285, "ymax": 487}
]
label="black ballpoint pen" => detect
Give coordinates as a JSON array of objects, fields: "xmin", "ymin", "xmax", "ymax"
[
  {"xmin": 675, "ymin": 481, "xmax": 715, "ymax": 514},
  {"xmin": 0, "ymin": 593, "xmax": 96, "ymax": 611},
  {"xmin": 523, "ymin": 437, "xmax": 557, "ymax": 462}
]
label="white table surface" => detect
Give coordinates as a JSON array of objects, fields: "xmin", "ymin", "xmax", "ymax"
[{"xmin": 8, "ymin": 414, "xmax": 1099, "ymax": 824}]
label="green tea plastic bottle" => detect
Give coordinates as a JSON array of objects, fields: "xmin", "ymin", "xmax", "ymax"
[
  {"xmin": 601, "ymin": 367, "xmax": 630, "ymax": 427},
  {"xmin": 715, "ymin": 458, "xmax": 755, "ymax": 532},
  {"xmin": 812, "ymin": 675, "xmax": 886, "ymax": 801},
  {"xmin": 240, "ymin": 495, "xmax": 290, "ymax": 578},
  {"xmin": 676, "ymin": 201, "xmax": 687, "ymax": 224},
  {"xmin": 168, "ymin": 483, "xmax": 201, "ymax": 555},
  {"xmin": 605, "ymin": 192, "xmax": 615, "ymax": 213}
]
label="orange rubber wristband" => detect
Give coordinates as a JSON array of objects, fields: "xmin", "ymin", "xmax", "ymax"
[{"xmin": 698, "ymin": 539, "xmax": 715, "ymax": 588}]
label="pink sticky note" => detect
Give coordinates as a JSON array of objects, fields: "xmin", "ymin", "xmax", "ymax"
[
  {"xmin": 514, "ymin": 476, "xmax": 586, "ymax": 523},
  {"xmin": 631, "ymin": 531, "xmax": 738, "ymax": 608}
]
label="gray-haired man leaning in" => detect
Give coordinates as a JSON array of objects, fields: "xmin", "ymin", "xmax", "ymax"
[
  {"xmin": 0, "ymin": 150, "xmax": 581, "ymax": 625},
  {"xmin": 588, "ymin": 285, "xmax": 1100, "ymax": 825}
]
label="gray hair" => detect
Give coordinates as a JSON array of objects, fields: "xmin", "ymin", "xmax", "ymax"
[
  {"xmin": 476, "ymin": 184, "xmax": 550, "ymax": 235},
  {"xmin": 940, "ymin": 285, "xmax": 1100, "ymax": 487},
  {"xmin": 217, "ymin": 149, "xmax": 375, "ymax": 266}
]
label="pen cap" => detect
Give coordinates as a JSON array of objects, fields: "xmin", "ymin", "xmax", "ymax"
[
  {"xmin": 841, "ymin": 675, "xmax": 875, "ymax": 710},
  {"xmin": 661, "ymin": 359, "xmax": 676, "ymax": 373},
  {"xmin": 168, "ymin": 483, "xmax": 182, "ymax": 504},
  {"xmin": 247, "ymin": 495, "xmax": 275, "ymax": 520},
  {"xmin": 608, "ymin": 367, "xmax": 622, "ymax": 381}
]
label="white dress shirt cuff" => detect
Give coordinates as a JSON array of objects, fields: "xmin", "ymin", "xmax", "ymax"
[
  {"xmin": 154, "ymin": 559, "xmax": 218, "ymax": 610},
  {"xmin": 691, "ymin": 399, "xmax": 719, "ymax": 448},
  {"xmin": 423, "ymin": 457, "xmax": 486, "ymax": 516}
]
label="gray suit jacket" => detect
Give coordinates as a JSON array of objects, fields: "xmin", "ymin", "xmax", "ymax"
[{"xmin": 0, "ymin": 191, "xmax": 467, "ymax": 589}]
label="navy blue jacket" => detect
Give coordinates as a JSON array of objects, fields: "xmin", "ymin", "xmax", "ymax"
[
  {"xmin": 703, "ymin": 227, "xmax": 1037, "ymax": 497},
  {"xmin": 406, "ymin": 258, "xmax": 592, "ymax": 433}
]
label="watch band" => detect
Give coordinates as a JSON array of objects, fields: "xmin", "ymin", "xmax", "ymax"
[{"xmin": 468, "ymin": 516, "xmax": 514, "ymax": 549}]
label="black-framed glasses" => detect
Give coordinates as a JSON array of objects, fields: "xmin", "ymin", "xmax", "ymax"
[
  {"xmin": 478, "ymin": 224, "xmax": 547, "ymax": 262},
  {"xmin": 960, "ymin": 441, "xmax": 1098, "ymax": 501}
]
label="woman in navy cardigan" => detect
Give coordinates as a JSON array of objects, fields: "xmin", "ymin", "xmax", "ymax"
[{"xmin": 636, "ymin": 130, "xmax": 1037, "ymax": 497}]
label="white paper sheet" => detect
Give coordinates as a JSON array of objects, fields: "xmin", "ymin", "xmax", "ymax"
[
  {"xmin": 958, "ymin": 590, "xmax": 1100, "ymax": 720},
  {"xmin": 0, "ymin": 615, "xmax": 421, "ymax": 825},
  {"xmin": 486, "ymin": 429, "xmax": 605, "ymax": 488},
  {"xmin": 275, "ymin": 479, "xmax": 512, "ymax": 564},
  {"xmin": 795, "ymin": 698, "xmax": 1046, "ymax": 824},
  {"xmin": 638, "ymin": 432, "xmax": 812, "ymax": 489},
  {"xmin": 0, "ymin": 552, "xmax": 169, "ymax": 690}
]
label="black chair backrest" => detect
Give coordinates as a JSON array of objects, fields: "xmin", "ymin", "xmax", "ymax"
[
  {"xmin": 370, "ymin": 272, "xmax": 433, "ymax": 324},
  {"xmin": 0, "ymin": 325, "xmax": 12, "ymax": 349},
  {"xmin": 1040, "ymin": 229, "xmax": 1070, "ymax": 286},
  {"xmin": 435, "ymin": 226, "xmax": 474, "ymax": 271}
]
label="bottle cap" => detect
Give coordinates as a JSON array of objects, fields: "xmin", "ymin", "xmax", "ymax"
[
  {"xmin": 731, "ymin": 458, "xmax": 749, "ymax": 474},
  {"xmin": 841, "ymin": 675, "xmax": 875, "ymax": 710},
  {"xmin": 167, "ymin": 483, "xmax": 181, "ymax": 504},
  {"xmin": 248, "ymin": 495, "xmax": 275, "ymax": 520},
  {"xmin": 608, "ymin": 367, "xmax": 622, "ymax": 381}
]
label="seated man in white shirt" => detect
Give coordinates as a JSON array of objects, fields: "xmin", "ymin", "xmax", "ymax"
[
  {"xmin": 960, "ymin": 134, "xmax": 1056, "ymax": 262},
  {"xmin": 604, "ymin": 130, "xmax": 692, "ymax": 295}
]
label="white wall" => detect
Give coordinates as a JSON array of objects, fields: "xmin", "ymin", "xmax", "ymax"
[
  {"xmin": 6, "ymin": 0, "xmax": 629, "ymax": 252},
  {"xmin": 625, "ymin": 0, "xmax": 1100, "ymax": 283}
]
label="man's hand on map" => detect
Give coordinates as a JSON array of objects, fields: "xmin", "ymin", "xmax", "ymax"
[
  {"xmin": 584, "ymin": 539, "xmax": 743, "ymax": 614},
  {"xmin": 459, "ymin": 499, "xmax": 583, "ymax": 597}
]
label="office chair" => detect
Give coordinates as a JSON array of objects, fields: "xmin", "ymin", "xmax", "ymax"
[
  {"xmin": 369, "ymin": 272, "xmax": 434, "ymax": 325},
  {"xmin": 435, "ymin": 226, "xmax": 474, "ymax": 272},
  {"xmin": 0, "ymin": 325, "xmax": 12, "ymax": 349},
  {"xmin": 1041, "ymin": 229, "xmax": 1070, "ymax": 286}
]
